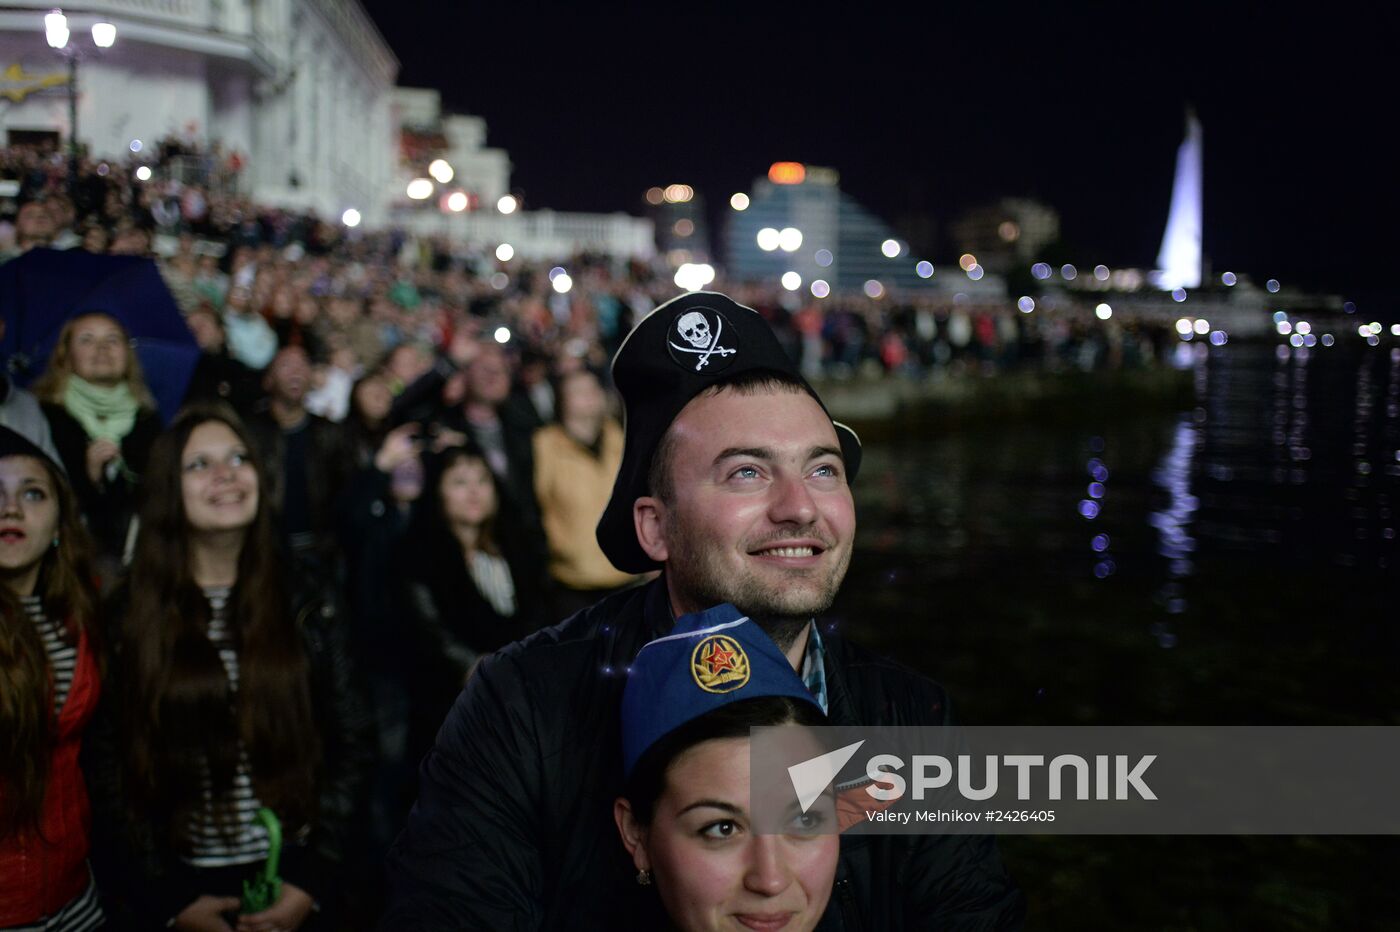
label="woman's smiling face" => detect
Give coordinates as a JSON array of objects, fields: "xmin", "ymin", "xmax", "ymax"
[
  {"xmin": 180, "ymin": 420, "xmax": 259, "ymax": 534},
  {"xmin": 634, "ymin": 736, "xmax": 838, "ymax": 932}
]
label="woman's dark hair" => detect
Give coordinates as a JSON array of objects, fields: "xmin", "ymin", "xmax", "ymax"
[
  {"xmin": 623, "ymin": 695, "xmax": 826, "ymax": 826},
  {"xmin": 0, "ymin": 451, "xmax": 97, "ymax": 837},
  {"xmin": 411, "ymin": 445, "xmax": 503, "ymax": 559},
  {"xmin": 119, "ymin": 402, "xmax": 319, "ymax": 849}
]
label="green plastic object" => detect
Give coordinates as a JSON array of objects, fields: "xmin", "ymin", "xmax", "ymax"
[{"xmin": 241, "ymin": 808, "xmax": 283, "ymax": 913}]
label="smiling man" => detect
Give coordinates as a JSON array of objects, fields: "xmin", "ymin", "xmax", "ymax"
[{"xmin": 383, "ymin": 292, "xmax": 1025, "ymax": 930}]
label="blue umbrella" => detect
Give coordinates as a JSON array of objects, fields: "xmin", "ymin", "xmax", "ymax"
[{"xmin": 0, "ymin": 247, "xmax": 200, "ymax": 423}]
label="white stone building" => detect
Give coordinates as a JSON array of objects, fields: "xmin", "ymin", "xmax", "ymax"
[
  {"xmin": 0, "ymin": 0, "xmax": 398, "ymax": 223},
  {"xmin": 390, "ymin": 87, "xmax": 655, "ymax": 260}
]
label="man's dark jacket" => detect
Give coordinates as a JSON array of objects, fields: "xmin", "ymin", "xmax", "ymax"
[
  {"xmin": 245, "ymin": 408, "xmax": 351, "ymax": 549},
  {"xmin": 382, "ymin": 579, "xmax": 1025, "ymax": 930}
]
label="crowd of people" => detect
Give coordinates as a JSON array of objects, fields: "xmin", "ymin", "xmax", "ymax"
[{"xmin": 0, "ymin": 140, "xmax": 1128, "ymax": 930}]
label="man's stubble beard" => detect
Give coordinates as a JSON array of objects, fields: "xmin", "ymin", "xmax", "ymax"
[{"xmin": 665, "ymin": 522, "xmax": 852, "ymax": 654}]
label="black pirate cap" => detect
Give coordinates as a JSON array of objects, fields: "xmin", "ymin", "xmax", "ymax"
[{"xmin": 596, "ymin": 291, "xmax": 861, "ymax": 574}]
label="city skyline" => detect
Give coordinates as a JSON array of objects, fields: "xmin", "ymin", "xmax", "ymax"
[{"xmin": 362, "ymin": 3, "xmax": 1394, "ymax": 308}]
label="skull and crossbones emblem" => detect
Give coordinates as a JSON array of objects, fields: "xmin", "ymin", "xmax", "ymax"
[{"xmin": 668, "ymin": 309, "xmax": 737, "ymax": 371}]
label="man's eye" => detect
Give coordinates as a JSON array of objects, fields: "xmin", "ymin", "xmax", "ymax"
[
  {"xmin": 731, "ymin": 466, "xmax": 761, "ymax": 480},
  {"xmin": 812, "ymin": 464, "xmax": 840, "ymax": 478},
  {"xmin": 701, "ymin": 820, "xmax": 740, "ymax": 839}
]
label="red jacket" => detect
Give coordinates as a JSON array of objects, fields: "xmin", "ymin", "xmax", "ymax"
[{"xmin": 0, "ymin": 622, "xmax": 100, "ymax": 924}]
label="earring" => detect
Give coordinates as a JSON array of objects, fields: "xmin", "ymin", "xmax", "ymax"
[
  {"xmin": 636, "ymin": 869, "xmax": 652, "ymax": 886},
  {"xmin": 51, "ymin": 535, "xmax": 60, "ymax": 549}
]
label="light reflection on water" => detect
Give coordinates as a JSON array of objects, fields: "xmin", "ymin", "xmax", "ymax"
[{"xmin": 836, "ymin": 343, "xmax": 1399, "ymax": 726}]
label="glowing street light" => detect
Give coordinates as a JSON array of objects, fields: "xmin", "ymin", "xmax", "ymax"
[
  {"xmin": 497, "ymin": 195, "xmax": 518, "ymax": 214},
  {"xmin": 406, "ymin": 178, "xmax": 433, "ymax": 200},
  {"xmin": 756, "ymin": 228, "xmax": 781, "ymax": 251},
  {"xmin": 730, "ymin": 192, "xmax": 750, "ymax": 211},
  {"xmin": 134, "ymin": 165, "xmax": 151, "ymax": 181},
  {"xmin": 552, "ymin": 273, "xmax": 573, "ymax": 294},
  {"xmin": 781, "ymin": 271, "xmax": 802, "ymax": 291},
  {"xmin": 494, "ymin": 243, "xmax": 514, "ymax": 262},
  {"xmin": 45, "ymin": 10, "xmax": 69, "ymax": 49},
  {"xmin": 44, "ymin": 9, "xmax": 116, "ymax": 189},
  {"xmin": 778, "ymin": 227, "xmax": 803, "ymax": 252},
  {"xmin": 341, "ymin": 208, "xmax": 361, "ymax": 227},
  {"xmin": 446, "ymin": 191, "xmax": 468, "ymax": 212}
]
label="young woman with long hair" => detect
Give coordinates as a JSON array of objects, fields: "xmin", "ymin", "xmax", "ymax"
[
  {"xmin": 0, "ymin": 427, "xmax": 103, "ymax": 930},
  {"xmin": 32, "ymin": 312, "xmax": 162, "ymax": 568},
  {"xmin": 89, "ymin": 403, "xmax": 371, "ymax": 931}
]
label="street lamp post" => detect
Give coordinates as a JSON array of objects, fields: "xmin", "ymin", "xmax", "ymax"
[{"xmin": 44, "ymin": 10, "xmax": 116, "ymax": 191}]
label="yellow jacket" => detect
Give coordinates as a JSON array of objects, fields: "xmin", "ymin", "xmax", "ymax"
[{"xmin": 533, "ymin": 420, "xmax": 638, "ymax": 590}]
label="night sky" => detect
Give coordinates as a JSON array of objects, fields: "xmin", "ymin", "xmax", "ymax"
[{"xmin": 361, "ymin": 3, "xmax": 1396, "ymax": 308}]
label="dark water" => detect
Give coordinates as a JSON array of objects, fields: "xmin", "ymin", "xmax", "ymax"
[{"xmin": 831, "ymin": 343, "xmax": 1400, "ymax": 930}]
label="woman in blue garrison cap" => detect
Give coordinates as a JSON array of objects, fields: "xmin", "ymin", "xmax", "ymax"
[{"xmin": 614, "ymin": 604, "xmax": 839, "ymax": 932}]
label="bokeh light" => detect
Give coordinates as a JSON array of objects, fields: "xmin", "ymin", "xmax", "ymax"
[
  {"xmin": 756, "ymin": 228, "xmax": 781, "ymax": 251},
  {"xmin": 779, "ymin": 227, "xmax": 803, "ymax": 252},
  {"xmin": 494, "ymin": 243, "xmax": 514, "ymax": 262},
  {"xmin": 673, "ymin": 263, "xmax": 716, "ymax": 292},
  {"xmin": 915, "ymin": 260, "xmax": 934, "ymax": 279},
  {"xmin": 729, "ymin": 192, "xmax": 750, "ymax": 211},
  {"xmin": 781, "ymin": 271, "xmax": 802, "ymax": 291},
  {"xmin": 428, "ymin": 159, "xmax": 454, "ymax": 183}
]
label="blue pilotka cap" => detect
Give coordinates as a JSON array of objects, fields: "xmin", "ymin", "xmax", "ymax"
[{"xmin": 621, "ymin": 603, "xmax": 824, "ymax": 779}]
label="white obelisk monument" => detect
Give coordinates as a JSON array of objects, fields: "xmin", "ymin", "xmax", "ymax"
[{"xmin": 1155, "ymin": 110, "xmax": 1204, "ymax": 290}]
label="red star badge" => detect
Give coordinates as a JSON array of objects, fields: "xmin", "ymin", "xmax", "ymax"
[{"xmin": 704, "ymin": 641, "xmax": 737, "ymax": 676}]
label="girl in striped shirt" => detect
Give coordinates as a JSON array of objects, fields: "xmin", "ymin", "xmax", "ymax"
[{"xmin": 93, "ymin": 405, "xmax": 370, "ymax": 931}]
